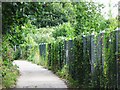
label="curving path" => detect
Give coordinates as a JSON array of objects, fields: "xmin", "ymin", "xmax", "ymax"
[{"xmin": 13, "ymin": 60, "xmax": 67, "ymax": 88}]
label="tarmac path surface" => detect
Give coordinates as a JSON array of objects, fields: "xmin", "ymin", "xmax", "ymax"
[{"xmin": 13, "ymin": 60, "xmax": 67, "ymax": 88}]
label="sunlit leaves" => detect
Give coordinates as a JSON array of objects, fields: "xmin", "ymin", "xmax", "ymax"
[
  {"xmin": 75, "ymin": 2, "xmax": 107, "ymax": 35},
  {"xmin": 52, "ymin": 22, "xmax": 75, "ymax": 39}
]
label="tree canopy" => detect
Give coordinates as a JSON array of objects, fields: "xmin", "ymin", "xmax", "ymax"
[{"xmin": 2, "ymin": 2, "xmax": 118, "ymax": 48}]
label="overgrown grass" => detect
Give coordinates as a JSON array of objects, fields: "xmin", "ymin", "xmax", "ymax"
[
  {"xmin": 2, "ymin": 62, "xmax": 19, "ymax": 88},
  {"xmin": 56, "ymin": 65, "xmax": 82, "ymax": 88}
]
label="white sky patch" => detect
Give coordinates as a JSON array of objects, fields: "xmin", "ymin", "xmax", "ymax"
[{"xmin": 92, "ymin": 0, "xmax": 119, "ymax": 19}]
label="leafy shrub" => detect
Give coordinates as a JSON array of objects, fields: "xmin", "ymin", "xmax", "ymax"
[
  {"xmin": 2, "ymin": 39, "xmax": 14, "ymax": 62},
  {"xmin": 27, "ymin": 45, "xmax": 40, "ymax": 63},
  {"xmin": 39, "ymin": 29, "xmax": 119, "ymax": 89},
  {"xmin": 2, "ymin": 38, "xmax": 19, "ymax": 88},
  {"xmin": 56, "ymin": 65, "xmax": 69, "ymax": 79},
  {"xmin": 2, "ymin": 62, "xmax": 19, "ymax": 88},
  {"xmin": 52, "ymin": 22, "xmax": 75, "ymax": 39}
]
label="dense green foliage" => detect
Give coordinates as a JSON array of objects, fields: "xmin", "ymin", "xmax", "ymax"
[
  {"xmin": 39, "ymin": 30, "xmax": 119, "ymax": 89},
  {"xmin": 2, "ymin": 1, "xmax": 119, "ymax": 89},
  {"xmin": 2, "ymin": 37, "xmax": 19, "ymax": 88},
  {"xmin": 2, "ymin": 2, "xmax": 70, "ymax": 34},
  {"xmin": 52, "ymin": 22, "xmax": 75, "ymax": 39},
  {"xmin": 75, "ymin": 2, "xmax": 105, "ymax": 34},
  {"xmin": 103, "ymin": 31, "xmax": 117, "ymax": 88},
  {"xmin": 2, "ymin": 2, "xmax": 118, "ymax": 47}
]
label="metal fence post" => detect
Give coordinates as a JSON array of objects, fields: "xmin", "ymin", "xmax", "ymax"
[
  {"xmin": 118, "ymin": 29, "xmax": 120, "ymax": 89},
  {"xmin": 91, "ymin": 34, "xmax": 95, "ymax": 74},
  {"xmin": 68, "ymin": 39, "xmax": 75, "ymax": 78},
  {"xmin": 66, "ymin": 40, "xmax": 69, "ymax": 65},
  {"xmin": 48, "ymin": 43, "xmax": 51, "ymax": 67},
  {"xmin": 83, "ymin": 35, "xmax": 87, "ymax": 80},
  {"xmin": 116, "ymin": 28, "xmax": 120, "ymax": 89},
  {"xmin": 63, "ymin": 40, "xmax": 66, "ymax": 65}
]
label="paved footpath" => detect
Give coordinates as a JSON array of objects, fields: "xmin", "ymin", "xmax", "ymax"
[{"xmin": 13, "ymin": 60, "xmax": 67, "ymax": 88}]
